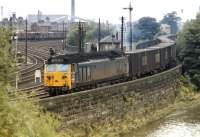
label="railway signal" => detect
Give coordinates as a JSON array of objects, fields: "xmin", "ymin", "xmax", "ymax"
[
  {"xmin": 123, "ymin": 2, "xmax": 133, "ymax": 51},
  {"xmin": 63, "ymin": 21, "xmax": 67, "ymax": 50}
]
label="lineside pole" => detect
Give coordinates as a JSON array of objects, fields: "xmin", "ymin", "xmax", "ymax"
[
  {"xmin": 121, "ymin": 16, "xmax": 124, "ymax": 51},
  {"xmin": 129, "ymin": 4, "xmax": 133, "ymax": 51},
  {"xmin": 81, "ymin": 23, "xmax": 84, "ymax": 53},
  {"xmin": 123, "ymin": 2, "xmax": 133, "ymax": 51},
  {"xmin": 98, "ymin": 18, "xmax": 101, "ymax": 52},
  {"xmin": 63, "ymin": 21, "xmax": 66, "ymax": 50},
  {"xmin": 15, "ymin": 25, "xmax": 18, "ymax": 90},
  {"xmin": 25, "ymin": 19, "xmax": 28, "ymax": 64},
  {"xmin": 78, "ymin": 21, "xmax": 82, "ymax": 53}
]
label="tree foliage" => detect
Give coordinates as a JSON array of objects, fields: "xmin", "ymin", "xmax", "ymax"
[
  {"xmin": 67, "ymin": 21, "xmax": 113, "ymax": 47},
  {"xmin": 0, "ymin": 89, "xmax": 61, "ymax": 137},
  {"xmin": 177, "ymin": 13, "xmax": 200, "ymax": 89},
  {"xmin": 131, "ymin": 17, "xmax": 160, "ymax": 42},
  {"xmin": 0, "ymin": 28, "xmax": 62, "ymax": 137},
  {"xmin": 67, "ymin": 29, "xmax": 79, "ymax": 47},
  {"xmin": 0, "ymin": 28, "xmax": 15, "ymax": 84},
  {"xmin": 85, "ymin": 21, "xmax": 113, "ymax": 42},
  {"xmin": 161, "ymin": 11, "xmax": 181, "ymax": 34}
]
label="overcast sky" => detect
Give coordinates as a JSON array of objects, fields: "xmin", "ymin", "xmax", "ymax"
[{"xmin": 0, "ymin": 0, "xmax": 200, "ymax": 23}]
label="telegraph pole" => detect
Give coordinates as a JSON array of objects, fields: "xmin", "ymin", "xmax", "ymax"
[
  {"xmin": 77, "ymin": 21, "xmax": 86, "ymax": 53},
  {"xmin": 121, "ymin": 16, "xmax": 124, "ymax": 51},
  {"xmin": 15, "ymin": 31, "xmax": 18, "ymax": 90},
  {"xmin": 63, "ymin": 21, "xmax": 66, "ymax": 50},
  {"xmin": 98, "ymin": 18, "xmax": 101, "ymax": 52},
  {"xmin": 25, "ymin": 19, "xmax": 28, "ymax": 64},
  {"xmin": 71, "ymin": 0, "xmax": 75, "ymax": 22},
  {"xmin": 78, "ymin": 21, "xmax": 82, "ymax": 53},
  {"xmin": 123, "ymin": 2, "xmax": 133, "ymax": 51}
]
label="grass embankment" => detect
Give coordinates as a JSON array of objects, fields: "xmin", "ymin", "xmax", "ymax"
[
  {"xmin": 61, "ymin": 76, "xmax": 200, "ymax": 137},
  {"xmin": 0, "ymin": 28, "xmax": 65, "ymax": 137},
  {"xmin": 0, "ymin": 87, "xmax": 63, "ymax": 137}
]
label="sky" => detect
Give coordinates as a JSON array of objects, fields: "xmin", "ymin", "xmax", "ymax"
[{"xmin": 0, "ymin": 0, "xmax": 200, "ymax": 23}]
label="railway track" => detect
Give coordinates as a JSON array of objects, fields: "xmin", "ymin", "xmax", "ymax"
[
  {"xmin": 16, "ymin": 37, "xmax": 176, "ymax": 100},
  {"xmin": 18, "ymin": 84, "xmax": 49, "ymax": 99},
  {"xmin": 16, "ymin": 45, "xmax": 49, "ymax": 88},
  {"xmin": 11, "ymin": 51, "xmax": 45, "ymax": 88},
  {"xmin": 13, "ymin": 40, "xmax": 63, "ymax": 99}
]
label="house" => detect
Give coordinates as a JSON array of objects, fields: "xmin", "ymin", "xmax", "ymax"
[{"xmin": 99, "ymin": 35, "xmax": 120, "ymax": 51}]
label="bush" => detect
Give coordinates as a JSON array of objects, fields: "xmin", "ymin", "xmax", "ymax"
[
  {"xmin": 0, "ymin": 27, "xmax": 62, "ymax": 137},
  {"xmin": 0, "ymin": 87, "xmax": 61, "ymax": 137},
  {"xmin": 177, "ymin": 13, "xmax": 200, "ymax": 89}
]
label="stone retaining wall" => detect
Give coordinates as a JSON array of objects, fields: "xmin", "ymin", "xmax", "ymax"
[{"xmin": 40, "ymin": 65, "xmax": 182, "ymax": 124}]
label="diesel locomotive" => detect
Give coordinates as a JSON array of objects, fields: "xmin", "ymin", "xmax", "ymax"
[{"xmin": 44, "ymin": 35, "xmax": 176, "ymax": 95}]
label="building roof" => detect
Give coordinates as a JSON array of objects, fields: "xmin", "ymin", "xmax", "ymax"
[
  {"xmin": 27, "ymin": 15, "xmax": 69, "ymax": 23},
  {"xmin": 100, "ymin": 36, "xmax": 120, "ymax": 44}
]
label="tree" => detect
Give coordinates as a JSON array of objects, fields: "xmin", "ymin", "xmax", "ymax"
[
  {"xmin": 161, "ymin": 11, "xmax": 181, "ymax": 34},
  {"xmin": 131, "ymin": 17, "xmax": 160, "ymax": 42},
  {"xmin": 0, "ymin": 28, "xmax": 62, "ymax": 137},
  {"xmin": 177, "ymin": 13, "xmax": 200, "ymax": 89},
  {"xmin": 45, "ymin": 16, "xmax": 50, "ymax": 22},
  {"xmin": 0, "ymin": 28, "xmax": 15, "ymax": 83},
  {"xmin": 67, "ymin": 21, "xmax": 114, "ymax": 47},
  {"xmin": 67, "ymin": 29, "xmax": 78, "ymax": 47},
  {"xmin": 85, "ymin": 21, "xmax": 113, "ymax": 43},
  {"xmin": 1, "ymin": 18, "xmax": 9, "ymax": 26},
  {"xmin": 17, "ymin": 17, "xmax": 24, "ymax": 23}
]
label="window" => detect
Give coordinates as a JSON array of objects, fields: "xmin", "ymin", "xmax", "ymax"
[
  {"xmin": 57, "ymin": 64, "xmax": 68, "ymax": 72},
  {"xmin": 142, "ymin": 55, "xmax": 147, "ymax": 66},
  {"xmin": 46, "ymin": 64, "xmax": 68, "ymax": 72},
  {"xmin": 155, "ymin": 53, "xmax": 160, "ymax": 63},
  {"xmin": 47, "ymin": 64, "xmax": 56, "ymax": 72}
]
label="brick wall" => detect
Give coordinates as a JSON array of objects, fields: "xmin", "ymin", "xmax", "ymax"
[{"xmin": 40, "ymin": 65, "xmax": 182, "ymax": 124}]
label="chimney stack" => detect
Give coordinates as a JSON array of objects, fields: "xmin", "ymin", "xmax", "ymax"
[
  {"xmin": 1, "ymin": 6, "xmax": 3, "ymax": 21},
  {"xmin": 71, "ymin": 0, "xmax": 75, "ymax": 22}
]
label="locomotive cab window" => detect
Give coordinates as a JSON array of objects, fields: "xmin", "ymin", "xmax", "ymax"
[
  {"xmin": 46, "ymin": 64, "xmax": 56, "ymax": 72},
  {"xmin": 142, "ymin": 55, "xmax": 147, "ymax": 66},
  {"xmin": 155, "ymin": 53, "xmax": 160, "ymax": 63},
  {"xmin": 57, "ymin": 64, "xmax": 68, "ymax": 72},
  {"xmin": 46, "ymin": 64, "xmax": 68, "ymax": 72}
]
